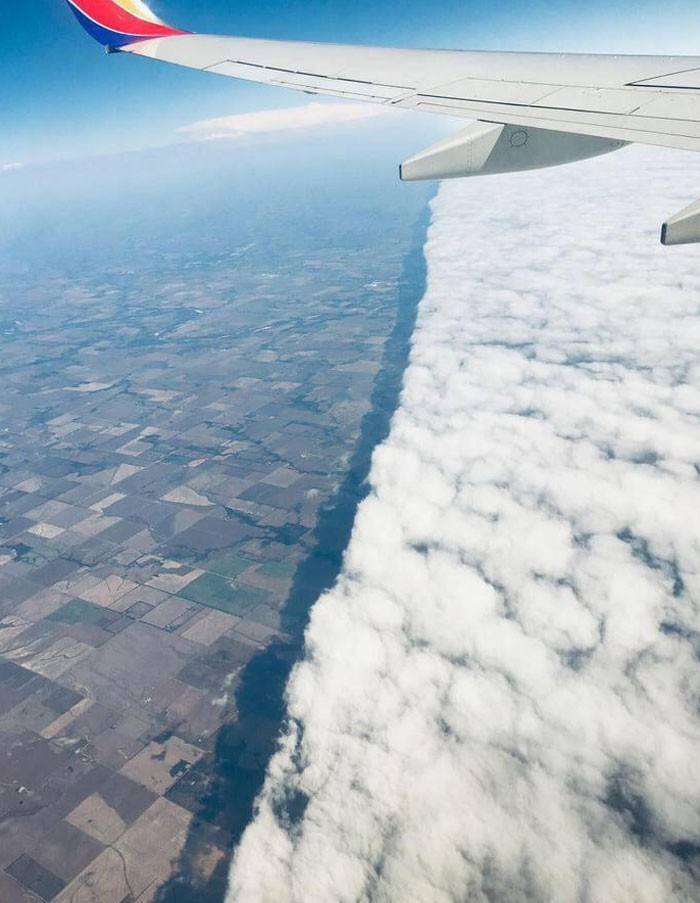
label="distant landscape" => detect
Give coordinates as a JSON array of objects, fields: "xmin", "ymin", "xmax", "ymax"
[{"xmin": 0, "ymin": 126, "xmax": 433, "ymax": 902}]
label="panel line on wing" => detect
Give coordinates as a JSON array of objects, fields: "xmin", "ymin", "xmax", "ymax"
[
  {"xmin": 419, "ymin": 92, "xmax": 683, "ymax": 119},
  {"xmin": 628, "ymin": 65, "xmax": 700, "ymax": 87},
  {"xmin": 210, "ymin": 58, "xmax": 413, "ymax": 92},
  {"xmin": 632, "ymin": 85, "xmax": 700, "ymax": 90},
  {"xmin": 410, "ymin": 98, "xmax": 700, "ymax": 150},
  {"xmin": 417, "ymin": 89, "xmax": 700, "ymax": 124},
  {"xmin": 417, "ymin": 93, "xmax": 625, "ymax": 114},
  {"xmin": 203, "ymin": 59, "xmax": 413, "ymax": 100}
]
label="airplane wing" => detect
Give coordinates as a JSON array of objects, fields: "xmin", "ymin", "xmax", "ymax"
[{"xmin": 62, "ymin": 0, "xmax": 700, "ymax": 244}]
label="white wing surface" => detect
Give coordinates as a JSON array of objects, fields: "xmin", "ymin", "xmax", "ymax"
[{"xmin": 129, "ymin": 36, "xmax": 700, "ymax": 153}]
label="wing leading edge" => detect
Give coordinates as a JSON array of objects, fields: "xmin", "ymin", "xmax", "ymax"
[{"xmin": 63, "ymin": 0, "xmax": 700, "ymax": 244}]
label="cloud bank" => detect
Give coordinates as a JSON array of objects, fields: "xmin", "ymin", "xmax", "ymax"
[
  {"xmin": 227, "ymin": 146, "xmax": 700, "ymax": 902},
  {"xmin": 179, "ymin": 101, "xmax": 393, "ymax": 142}
]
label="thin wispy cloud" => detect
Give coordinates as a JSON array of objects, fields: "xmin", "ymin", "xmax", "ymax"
[
  {"xmin": 227, "ymin": 146, "xmax": 700, "ymax": 902},
  {"xmin": 1, "ymin": 162, "xmax": 25, "ymax": 172},
  {"xmin": 179, "ymin": 101, "xmax": 394, "ymax": 141}
]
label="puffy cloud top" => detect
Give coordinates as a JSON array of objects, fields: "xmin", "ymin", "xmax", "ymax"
[{"xmin": 227, "ymin": 146, "xmax": 700, "ymax": 903}]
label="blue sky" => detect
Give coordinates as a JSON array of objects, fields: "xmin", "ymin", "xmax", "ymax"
[{"xmin": 3, "ymin": 0, "xmax": 700, "ymax": 165}]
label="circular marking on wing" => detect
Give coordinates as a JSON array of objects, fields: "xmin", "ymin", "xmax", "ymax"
[{"xmin": 510, "ymin": 130, "xmax": 529, "ymax": 148}]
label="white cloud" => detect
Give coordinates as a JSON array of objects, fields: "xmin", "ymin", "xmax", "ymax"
[
  {"xmin": 227, "ymin": 146, "xmax": 700, "ymax": 902},
  {"xmin": 1, "ymin": 162, "xmax": 25, "ymax": 172},
  {"xmin": 179, "ymin": 101, "xmax": 394, "ymax": 141}
]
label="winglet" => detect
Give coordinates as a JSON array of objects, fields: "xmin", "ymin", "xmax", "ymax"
[{"xmin": 63, "ymin": 0, "xmax": 189, "ymax": 50}]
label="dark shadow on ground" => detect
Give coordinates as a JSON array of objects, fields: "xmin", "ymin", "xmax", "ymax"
[{"xmin": 155, "ymin": 201, "xmax": 433, "ymax": 902}]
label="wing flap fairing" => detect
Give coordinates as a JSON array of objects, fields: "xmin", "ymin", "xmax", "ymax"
[
  {"xmin": 400, "ymin": 123, "xmax": 626, "ymax": 181},
  {"xmin": 661, "ymin": 198, "xmax": 700, "ymax": 245}
]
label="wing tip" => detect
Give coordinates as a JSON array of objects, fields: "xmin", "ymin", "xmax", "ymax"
[{"xmin": 64, "ymin": 0, "xmax": 188, "ymax": 49}]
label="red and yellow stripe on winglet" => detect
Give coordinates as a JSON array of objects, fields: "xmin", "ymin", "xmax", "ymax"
[{"xmin": 64, "ymin": 0, "xmax": 189, "ymax": 49}]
